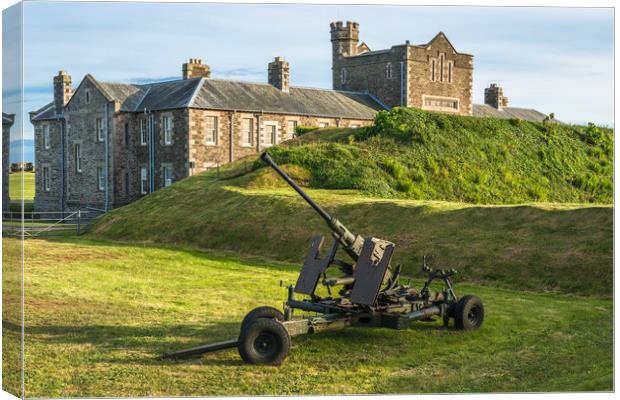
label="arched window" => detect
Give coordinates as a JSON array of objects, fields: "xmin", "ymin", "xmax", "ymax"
[
  {"xmin": 386, "ymin": 63, "xmax": 392, "ymax": 79},
  {"xmin": 340, "ymin": 68, "xmax": 347, "ymax": 84},
  {"xmin": 439, "ymin": 53, "xmax": 445, "ymax": 82},
  {"xmin": 431, "ymin": 59, "xmax": 436, "ymax": 81},
  {"xmin": 448, "ymin": 61, "xmax": 453, "ymax": 83}
]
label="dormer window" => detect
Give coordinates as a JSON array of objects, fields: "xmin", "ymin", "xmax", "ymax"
[{"xmin": 386, "ymin": 63, "xmax": 392, "ymax": 79}]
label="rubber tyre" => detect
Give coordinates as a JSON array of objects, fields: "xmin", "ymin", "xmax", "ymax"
[
  {"xmin": 240, "ymin": 306, "xmax": 285, "ymax": 334},
  {"xmin": 454, "ymin": 295, "xmax": 484, "ymax": 330},
  {"xmin": 238, "ymin": 318, "xmax": 291, "ymax": 365}
]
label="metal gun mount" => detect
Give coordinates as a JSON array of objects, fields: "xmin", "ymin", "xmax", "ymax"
[{"xmin": 163, "ymin": 152, "xmax": 484, "ymax": 365}]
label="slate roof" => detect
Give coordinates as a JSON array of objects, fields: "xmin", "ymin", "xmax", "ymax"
[
  {"xmin": 98, "ymin": 82, "xmax": 145, "ymax": 111},
  {"xmin": 32, "ymin": 76, "xmax": 385, "ymax": 121},
  {"xmin": 135, "ymin": 78, "xmax": 203, "ymax": 111},
  {"xmin": 30, "ymin": 74, "xmax": 551, "ymax": 123},
  {"xmin": 472, "ymin": 104, "xmax": 550, "ymax": 122},
  {"xmin": 29, "ymin": 102, "xmax": 59, "ymax": 122},
  {"xmin": 191, "ymin": 79, "xmax": 384, "ymax": 119}
]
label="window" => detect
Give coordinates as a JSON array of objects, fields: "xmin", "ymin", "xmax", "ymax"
[
  {"xmin": 140, "ymin": 167, "xmax": 147, "ymax": 194},
  {"xmin": 96, "ymin": 118, "xmax": 104, "ymax": 142},
  {"xmin": 124, "ymin": 172, "xmax": 129, "ymax": 197},
  {"xmin": 162, "ymin": 116, "xmax": 173, "ymax": 145},
  {"xmin": 124, "ymin": 123, "xmax": 130, "ymax": 146},
  {"xmin": 140, "ymin": 119, "xmax": 147, "ymax": 146},
  {"xmin": 386, "ymin": 63, "xmax": 392, "ymax": 79},
  {"xmin": 448, "ymin": 61, "xmax": 453, "ymax": 83},
  {"xmin": 319, "ymin": 122, "xmax": 329, "ymax": 128},
  {"xmin": 85, "ymin": 89, "xmax": 91, "ymax": 104},
  {"xmin": 205, "ymin": 116, "xmax": 218, "ymax": 145},
  {"xmin": 263, "ymin": 124, "xmax": 276, "ymax": 146},
  {"xmin": 287, "ymin": 120, "xmax": 297, "ymax": 138},
  {"xmin": 97, "ymin": 167, "xmax": 105, "ymax": 191},
  {"xmin": 43, "ymin": 166, "xmax": 50, "ymax": 192},
  {"xmin": 439, "ymin": 53, "xmax": 445, "ymax": 82},
  {"xmin": 74, "ymin": 144, "xmax": 82, "ymax": 173},
  {"xmin": 340, "ymin": 68, "xmax": 347, "ymax": 84},
  {"xmin": 43, "ymin": 125, "xmax": 50, "ymax": 149},
  {"xmin": 431, "ymin": 59, "xmax": 436, "ymax": 82},
  {"xmin": 163, "ymin": 166, "xmax": 173, "ymax": 187},
  {"xmin": 241, "ymin": 118, "xmax": 253, "ymax": 146}
]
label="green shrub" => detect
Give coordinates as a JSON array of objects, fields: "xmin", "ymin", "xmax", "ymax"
[
  {"xmin": 396, "ymin": 177, "xmax": 414, "ymax": 193},
  {"xmin": 383, "ymin": 158, "xmax": 406, "ymax": 179},
  {"xmin": 256, "ymin": 108, "xmax": 612, "ymax": 204},
  {"xmin": 411, "ymin": 169, "xmax": 426, "ymax": 183}
]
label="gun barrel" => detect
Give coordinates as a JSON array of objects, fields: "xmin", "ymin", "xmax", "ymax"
[
  {"xmin": 260, "ymin": 152, "xmax": 333, "ymax": 224},
  {"xmin": 260, "ymin": 152, "xmax": 364, "ymax": 260}
]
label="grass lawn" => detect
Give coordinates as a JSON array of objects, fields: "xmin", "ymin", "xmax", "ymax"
[
  {"xmin": 3, "ymin": 237, "xmax": 612, "ymax": 397},
  {"xmin": 9, "ymin": 171, "xmax": 35, "ymax": 201}
]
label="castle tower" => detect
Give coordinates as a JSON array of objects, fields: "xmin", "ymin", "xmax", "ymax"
[
  {"xmin": 330, "ymin": 21, "xmax": 359, "ymax": 89},
  {"xmin": 484, "ymin": 83, "xmax": 509, "ymax": 110},
  {"xmin": 183, "ymin": 58, "xmax": 211, "ymax": 80},
  {"xmin": 268, "ymin": 56, "xmax": 290, "ymax": 93},
  {"xmin": 53, "ymin": 70, "xmax": 72, "ymax": 114}
]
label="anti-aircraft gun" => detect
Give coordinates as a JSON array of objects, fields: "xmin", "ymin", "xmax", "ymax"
[{"xmin": 163, "ymin": 152, "xmax": 484, "ymax": 365}]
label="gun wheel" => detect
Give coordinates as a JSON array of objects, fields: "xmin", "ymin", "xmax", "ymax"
[
  {"xmin": 240, "ymin": 306, "xmax": 285, "ymax": 334},
  {"xmin": 454, "ymin": 295, "xmax": 484, "ymax": 331},
  {"xmin": 238, "ymin": 318, "xmax": 290, "ymax": 365}
]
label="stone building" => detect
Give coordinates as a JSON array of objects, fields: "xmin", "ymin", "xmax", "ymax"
[
  {"xmin": 31, "ymin": 20, "xmax": 552, "ymax": 213},
  {"xmin": 30, "ymin": 59, "xmax": 382, "ymax": 212},
  {"xmin": 330, "ymin": 21, "xmax": 550, "ymax": 121},
  {"xmin": 3, "ymin": 112, "xmax": 14, "ymax": 213},
  {"xmin": 331, "ymin": 21, "xmax": 474, "ymax": 115}
]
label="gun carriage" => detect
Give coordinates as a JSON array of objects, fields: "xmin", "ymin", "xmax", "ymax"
[{"xmin": 164, "ymin": 152, "xmax": 484, "ymax": 365}]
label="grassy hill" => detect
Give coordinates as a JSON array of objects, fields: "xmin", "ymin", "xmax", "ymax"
[
  {"xmin": 89, "ymin": 109, "xmax": 613, "ymax": 296},
  {"xmin": 265, "ymin": 108, "xmax": 612, "ymax": 204},
  {"xmin": 89, "ymin": 170, "xmax": 612, "ymax": 296}
]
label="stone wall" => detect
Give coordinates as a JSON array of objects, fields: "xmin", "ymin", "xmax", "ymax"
[
  {"xmin": 407, "ymin": 34, "xmax": 473, "ymax": 116},
  {"xmin": 188, "ymin": 109, "xmax": 372, "ymax": 174},
  {"xmin": 334, "ymin": 46, "xmax": 407, "ymax": 108},
  {"xmin": 2, "ymin": 116, "xmax": 13, "ymax": 213},
  {"xmin": 330, "ymin": 21, "xmax": 473, "ymax": 116},
  {"xmin": 64, "ymin": 77, "xmax": 115, "ymax": 211},
  {"xmin": 33, "ymin": 120, "xmax": 64, "ymax": 213},
  {"xmin": 152, "ymin": 109, "xmax": 190, "ymax": 190}
]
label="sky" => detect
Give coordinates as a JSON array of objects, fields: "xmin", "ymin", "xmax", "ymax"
[{"xmin": 2, "ymin": 2, "xmax": 615, "ymax": 162}]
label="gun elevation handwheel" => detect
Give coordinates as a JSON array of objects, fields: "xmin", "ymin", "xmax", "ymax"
[{"xmin": 238, "ymin": 318, "xmax": 291, "ymax": 365}]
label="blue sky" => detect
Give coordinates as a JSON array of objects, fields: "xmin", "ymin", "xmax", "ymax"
[{"xmin": 2, "ymin": 2, "xmax": 615, "ymax": 161}]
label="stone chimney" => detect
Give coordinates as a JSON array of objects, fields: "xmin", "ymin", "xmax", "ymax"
[
  {"xmin": 53, "ymin": 70, "xmax": 72, "ymax": 114},
  {"xmin": 268, "ymin": 56, "xmax": 290, "ymax": 93},
  {"xmin": 182, "ymin": 58, "xmax": 211, "ymax": 80},
  {"xmin": 484, "ymin": 83, "xmax": 509, "ymax": 110}
]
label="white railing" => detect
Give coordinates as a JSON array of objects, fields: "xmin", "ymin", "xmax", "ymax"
[{"xmin": 2, "ymin": 209, "xmax": 104, "ymax": 238}]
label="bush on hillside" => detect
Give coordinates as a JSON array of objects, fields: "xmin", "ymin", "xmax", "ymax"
[{"xmin": 257, "ymin": 108, "xmax": 613, "ymax": 204}]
